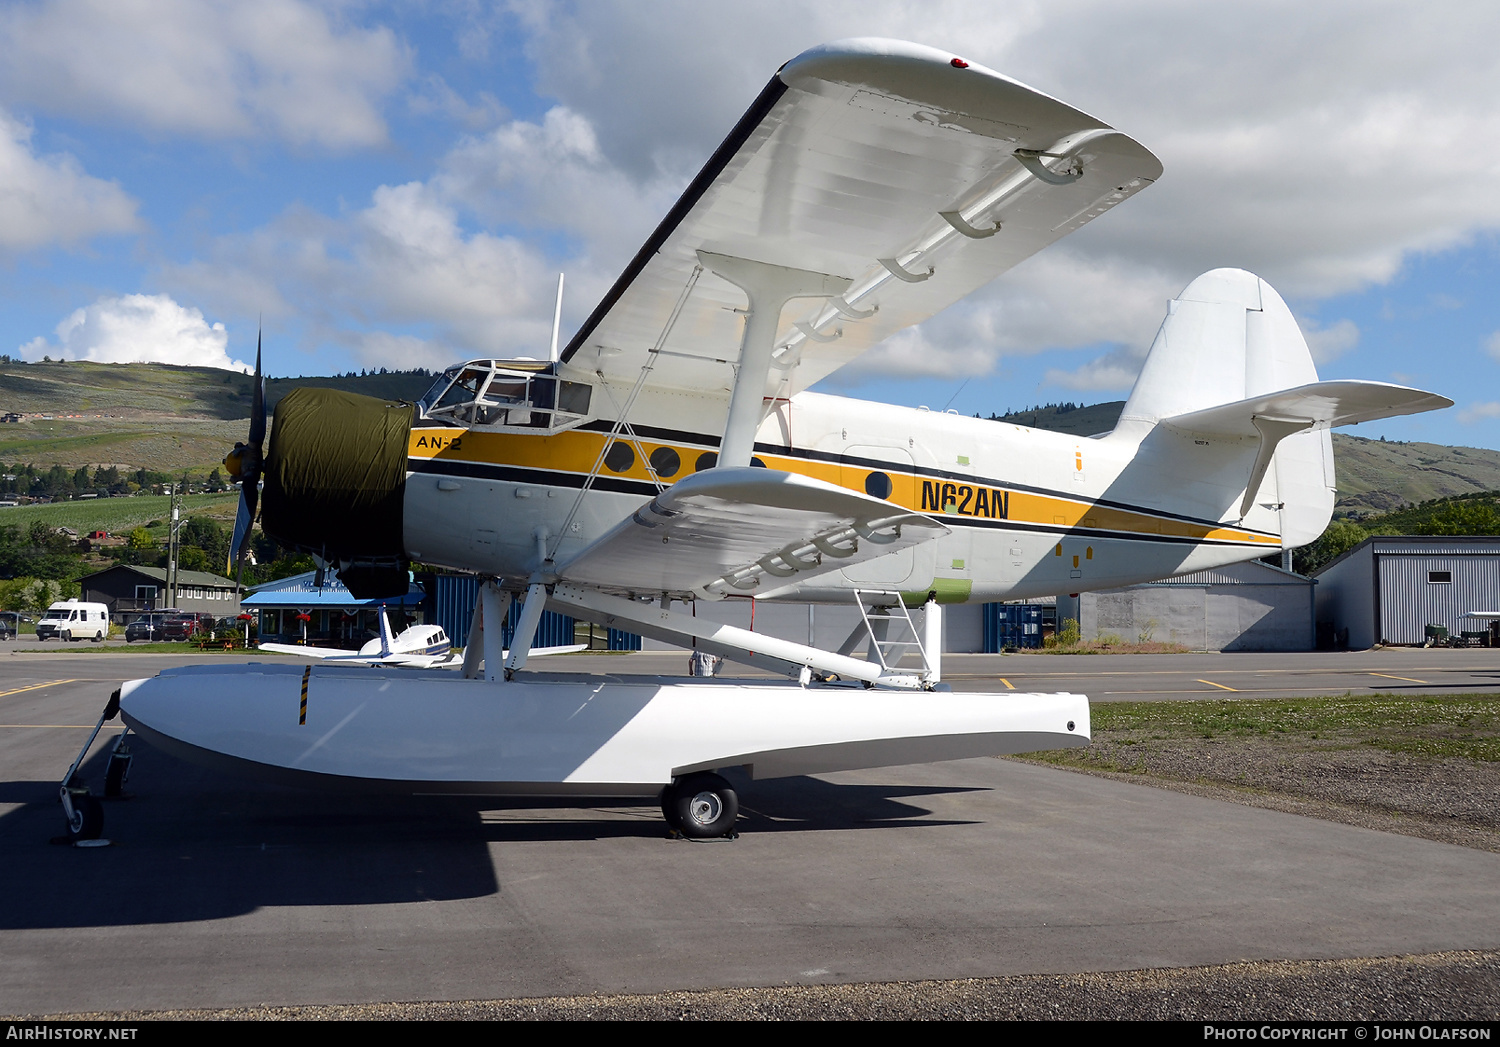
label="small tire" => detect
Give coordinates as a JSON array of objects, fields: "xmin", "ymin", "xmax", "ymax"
[
  {"xmin": 666, "ymin": 772, "xmax": 738, "ymax": 838},
  {"xmin": 660, "ymin": 784, "xmax": 683, "ymax": 832},
  {"xmin": 104, "ymin": 754, "xmax": 131, "ymax": 798},
  {"xmin": 60, "ymin": 631, "xmax": 71, "ymax": 643},
  {"xmin": 91, "ymin": 632, "xmax": 103, "ymax": 643},
  {"xmin": 65, "ymin": 795, "xmax": 103, "ymax": 840}
]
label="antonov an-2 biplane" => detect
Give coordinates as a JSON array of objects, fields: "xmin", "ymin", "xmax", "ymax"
[{"xmin": 65, "ymin": 39, "xmax": 1450, "ymax": 842}]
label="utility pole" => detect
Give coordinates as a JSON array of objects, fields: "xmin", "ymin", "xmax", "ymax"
[{"xmin": 167, "ymin": 484, "xmax": 183, "ymax": 607}]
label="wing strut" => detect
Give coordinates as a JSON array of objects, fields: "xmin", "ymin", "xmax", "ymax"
[
  {"xmin": 550, "ymin": 584, "xmax": 930, "ymax": 689},
  {"xmin": 697, "ymin": 251, "xmax": 849, "ymax": 467}
]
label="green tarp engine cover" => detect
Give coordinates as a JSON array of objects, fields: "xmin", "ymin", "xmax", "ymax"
[{"xmin": 260, "ymin": 387, "xmax": 414, "ymax": 598}]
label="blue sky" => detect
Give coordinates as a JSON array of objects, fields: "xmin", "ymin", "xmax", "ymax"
[{"xmin": 2, "ymin": 2, "xmax": 1499, "ymax": 448}]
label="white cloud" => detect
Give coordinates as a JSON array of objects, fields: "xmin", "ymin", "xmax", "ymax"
[
  {"xmin": 1486, "ymin": 331, "xmax": 1500, "ymax": 363},
  {"xmin": 509, "ymin": 2, "xmax": 1500, "ymax": 355},
  {"xmin": 1043, "ymin": 347, "xmax": 1146, "ymax": 395},
  {"xmin": 0, "ymin": 107, "xmax": 138, "ymax": 253},
  {"xmin": 0, "ymin": 0, "xmax": 408, "ymax": 147},
  {"xmin": 1458, "ymin": 402, "xmax": 1500, "ymax": 424},
  {"xmin": 21, "ymin": 294, "xmax": 248, "ymax": 371},
  {"xmin": 1301, "ymin": 318, "xmax": 1360, "ymax": 364},
  {"xmin": 165, "ymin": 103, "xmax": 675, "ymax": 369},
  {"xmin": 156, "ymin": 2, "xmax": 1500, "ymax": 386}
]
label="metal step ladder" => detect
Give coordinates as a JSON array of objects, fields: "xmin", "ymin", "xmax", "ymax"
[{"xmin": 853, "ymin": 589, "xmax": 933, "ymax": 684}]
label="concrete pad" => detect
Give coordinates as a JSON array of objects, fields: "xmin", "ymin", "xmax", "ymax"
[{"xmin": 1, "ymin": 656, "xmax": 1497, "ymax": 1015}]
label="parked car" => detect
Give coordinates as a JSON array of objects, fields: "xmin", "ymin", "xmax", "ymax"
[
  {"xmin": 125, "ymin": 613, "xmax": 170, "ymax": 642},
  {"xmin": 162, "ymin": 612, "xmax": 216, "ymax": 641}
]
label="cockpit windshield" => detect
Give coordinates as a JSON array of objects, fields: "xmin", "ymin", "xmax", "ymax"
[{"xmin": 418, "ymin": 359, "xmax": 592, "ymax": 434}]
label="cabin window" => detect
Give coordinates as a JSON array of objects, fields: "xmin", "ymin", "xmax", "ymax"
[
  {"xmin": 1428, "ymin": 571, "xmax": 1452, "ymax": 583},
  {"xmin": 604, "ymin": 441, "xmax": 635, "ymax": 473},
  {"xmin": 649, "ymin": 446, "xmax": 681, "ymax": 478}
]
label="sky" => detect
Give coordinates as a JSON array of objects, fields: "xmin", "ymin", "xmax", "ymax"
[{"xmin": 2, "ymin": 1, "xmax": 1500, "ymax": 447}]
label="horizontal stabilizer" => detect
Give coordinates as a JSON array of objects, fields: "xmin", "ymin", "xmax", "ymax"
[
  {"xmin": 1160, "ymin": 380, "xmax": 1453, "ymax": 519},
  {"xmin": 1160, "ymin": 379, "xmax": 1452, "ymax": 437},
  {"xmin": 557, "ymin": 466, "xmax": 947, "ymax": 596}
]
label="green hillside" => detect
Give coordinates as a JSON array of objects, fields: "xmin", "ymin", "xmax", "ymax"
[
  {"xmin": 0, "ymin": 360, "xmax": 1489, "ymax": 519},
  {"xmin": 991, "ymin": 401, "xmax": 1126, "ymax": 437},
  {"xmin": 0, "ymin": 359, "xmax": 434, "ymax": 420},
  {"xmin": 0, "ymin": 492, "xmax": 239, "ymax": 534},
  {"xmin": 0, "ymin": 361, "xmax": 435, "ymax": 475}
]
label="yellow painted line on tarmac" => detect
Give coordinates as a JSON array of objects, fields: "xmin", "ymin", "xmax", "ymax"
[
  {"xmin": 998, "ymin": 678, "xmax": 1015, "ymax": 690},
  {"xmin": 1196, "ymin": 679, "xmax": 1238, "ymax": 692},
  {"xmin": 0, "ymin": 679, "xmax": 80, "ymax": 699},
  {"xmin": 1367, "ymin": 672, "xmax": 1428, "ymax": 684}
]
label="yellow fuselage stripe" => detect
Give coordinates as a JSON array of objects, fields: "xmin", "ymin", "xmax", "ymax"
[{"xmin": 408, "ymin": 427, "xmax": 1277, "ymax": 548}]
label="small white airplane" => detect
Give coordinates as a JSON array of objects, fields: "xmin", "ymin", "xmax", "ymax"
[
  {"xmin": 258, "ymin": 607, "xmax": 458, "ymax": 667},
  {"xmin": 258, "ymin": 606, "xmax": 585, "ymax": 667},
  {"xmin": 75, "ymin": 39, "xmax": 1451, "ymax": 844}
]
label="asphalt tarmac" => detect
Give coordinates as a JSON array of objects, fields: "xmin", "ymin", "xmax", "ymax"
[{"xmin": 2, "ymin": 650, "xmax": 1498, "ymax": 1016}]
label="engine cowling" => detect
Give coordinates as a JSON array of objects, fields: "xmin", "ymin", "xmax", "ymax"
[{"xmin": 260, "ymin": 387, "xmax": 414, "ymax": 598}]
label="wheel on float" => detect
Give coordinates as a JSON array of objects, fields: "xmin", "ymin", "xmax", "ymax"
[
  {"xmin": 660, "ymin": 785, "xmax": 682, "ymax": 832},
  {"xmin": 65, "ymin": 794, "xmax": 103, "ymax": 840},
  {"xmin": 665, "ymin": 772, "xmax": 738, "ymax": 838},
  {"xmin": 104, "ymin": 753, "xmax": 131, "ymax": 797}
]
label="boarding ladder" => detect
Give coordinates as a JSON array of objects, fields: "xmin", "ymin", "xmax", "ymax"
[{"xmin": 852, "ymin": 589, "xmax": 934, "ymax": 686}]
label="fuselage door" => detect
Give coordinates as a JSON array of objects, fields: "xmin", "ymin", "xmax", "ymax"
[{"xmin": 839, "ymin": 445, "xmax": 923, "ymax": 586}]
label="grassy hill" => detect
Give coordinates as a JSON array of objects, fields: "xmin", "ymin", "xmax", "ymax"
[
  {"xmin": 0, "ymin": 359, "xmax": 435, "ymax": 420},
  {"xmin": 0, "ymin": 361, "xmax": 1490, "ymax": 518},
  {"xmin": 0, "ymin": 492, "xmax": 239, "ymax": 534},
  {"xmin": 991, "ymin": 401, "xmax": 1126, "ymax": 437},
  {"xmin": 993, "ymin": 400, "xmax": 1500, "ymax": 516},
  {"xmin": 0, "ymin": 361, "xmax": 435, "ymax": 474}
]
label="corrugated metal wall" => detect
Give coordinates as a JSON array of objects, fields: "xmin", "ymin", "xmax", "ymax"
[
  {"xmin": 1377, "ymin": 554, "xmax": 1500, "ymax": 645},
  {"xmin": 421, "ymin": 574, "xmax": 597, "ymax": 649}
]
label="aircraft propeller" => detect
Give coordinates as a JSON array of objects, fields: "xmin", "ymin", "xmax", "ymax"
[{"xmin": 224, "ymin": 331, "xmax": 266, "ymax": 582}]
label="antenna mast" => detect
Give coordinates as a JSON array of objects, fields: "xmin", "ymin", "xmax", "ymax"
[{"xmin": 549, "ymin": 273, "xmax": 565, "ymax": 362}]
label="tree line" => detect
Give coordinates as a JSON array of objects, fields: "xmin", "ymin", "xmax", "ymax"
[{"xmin": 1295, "ymin": 493, "xmax": 1500, "ymax": 574}]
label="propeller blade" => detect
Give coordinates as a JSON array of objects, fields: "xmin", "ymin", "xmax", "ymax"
[
  {"xmin": 227, "ymin": 329, "xmax": 266, "ymax": 583},
  {"xmin": 228, "ymin": 485, "xmax": 254, "ymax": 576},
  {"xmin": 248, "ymin": 329, "xmax": 266, "ymax": 452}
]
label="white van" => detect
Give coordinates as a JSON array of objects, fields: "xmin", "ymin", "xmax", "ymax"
[{"xmin": 36, "ymin": 599, "xmax": 109, "ymax": 642}]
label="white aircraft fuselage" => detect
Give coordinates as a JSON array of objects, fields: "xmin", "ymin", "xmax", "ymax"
[{"xmin": 406, "ymin": 385, "xmax": 1298, "ymax": 608}]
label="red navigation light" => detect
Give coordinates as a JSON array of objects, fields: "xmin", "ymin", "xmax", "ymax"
[{"xmin": 950, "ymin": 57, "xmax": 969, "ymax": 68}]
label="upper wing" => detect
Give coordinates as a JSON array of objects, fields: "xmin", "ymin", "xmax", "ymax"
[
  {"xmin": 560, "ymin": 38, "xmax": 1161, "ymax": 398},
  {"xmin": 556, "ymin": 466, "xmax": 948, "ymax": 597}
]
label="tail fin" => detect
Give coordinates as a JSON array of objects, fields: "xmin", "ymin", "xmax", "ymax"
[
  {"xmin": 377, "ymin": 604, "xmax": 393, "ymax": 658},
  {"xmin": 1116, "ymin": 269, "xmax": 1450, "ymax": 547},
  {"xmin": 1120, "ymin": 268, "xmax": 1319, "ymax": 426}
]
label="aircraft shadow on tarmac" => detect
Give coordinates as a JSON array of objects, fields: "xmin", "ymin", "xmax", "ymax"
[{"xmin": 0, "ymin": 750, "xmax": 977, "ymax": 930}]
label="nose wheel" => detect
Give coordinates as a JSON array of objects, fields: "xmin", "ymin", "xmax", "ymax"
[
  {"xmin": 56, "ymin": 690, "xmax": 122, "ymax": 844},
  {"xmin": 661, "ymin": 772, "xmax": 739, "ymax": 839}
]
